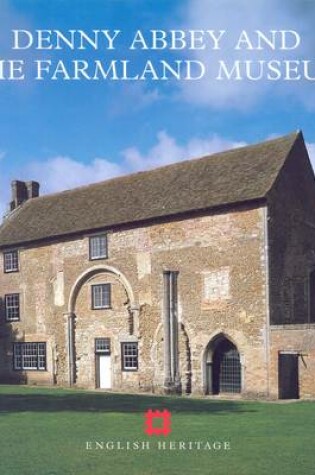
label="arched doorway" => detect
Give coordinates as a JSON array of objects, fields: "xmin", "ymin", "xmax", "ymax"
[{"xmin": 205, "ymin": 335, "xmax": 241, "ymax": 395}]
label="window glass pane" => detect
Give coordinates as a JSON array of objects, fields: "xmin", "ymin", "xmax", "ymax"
[
  {"xmin": 5, "ymin": 294, "xmax": 20, "ymax": 321},
  {"xmin": 122, "ymin": 342, "xmax": 138, "ymax": 370},
  {"xmin": 4, "ymin": 251, "xmax": 19, "ymax": 272},
  {"xmin": 23, "ymin": 343, "xmax": 38, "ymax": 369},
  {"xmin": 95, "ymin": 338, "xmax": 110, "ymax": 354},
  {"xmin": 13, "ymin": 343, "xmax": 22, "ymax": 370},
  {"xmin": 13, "ymin": 342, "xmax": 46, "ymax": 371},
  {"xmin": 90, "ymin": 235, "xmax": 107, "ymax": 259},
  {"xmin": 38, "ymin": 343, "xmax": 46, "ymax": 370},
  {"xmin": 92, "ymin": 284, "xmax": 111, "ymax": 309}
]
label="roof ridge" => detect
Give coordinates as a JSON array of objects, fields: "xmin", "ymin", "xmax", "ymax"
[
  {"xmin": 18, "ymin": 131, "xmax": 299, "ymax": 204},
  {"xmin": 0, "ymin": 131, "xmax": 304, "ymax": 248},
  {"xmin": 263, "ymin": 130, "xmax": 302, "ymax": 195}
]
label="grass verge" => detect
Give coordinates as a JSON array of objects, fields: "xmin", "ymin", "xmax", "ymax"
[{"xmin": 0, "ymin": 385, "xmax": 314, "ymax": 475}]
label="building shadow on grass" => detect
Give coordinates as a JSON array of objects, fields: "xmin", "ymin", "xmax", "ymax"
[{"xmin": 0, "ymin": 387, "xmax": 256, "ymax": 415}]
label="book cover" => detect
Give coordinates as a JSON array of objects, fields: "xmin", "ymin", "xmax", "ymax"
[{"xmin": 0, "ymin": 1, "xmax": 315, "ymax": 474}]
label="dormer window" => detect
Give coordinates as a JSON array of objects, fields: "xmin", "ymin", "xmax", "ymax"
[
  {"xmin": 89, "ymin": 234, "xmax": 107, "ymax": 260},
  {"xmin": 3, "ymin": 250, "xmax": 19, "ymax": 273}
]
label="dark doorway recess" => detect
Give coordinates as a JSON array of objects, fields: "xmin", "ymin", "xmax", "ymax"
[
  {"xmin": 206, "ymin": 337, "xmax": 241, "ymax": 395},
  {"xmin": 278, "ymin": 353, "xmax": 299, "ymax": 399}
]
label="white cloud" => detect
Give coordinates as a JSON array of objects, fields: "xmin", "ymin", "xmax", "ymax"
[
  {"xmin": 2, "ymin": 133, "xmax": 315, "ymax": 222},
  {"xmin": 179, "ymin": 0, "xmax": 315, "ymax": 109},
  {"xmin": 306, "ymin": 142, "xmax": 315, "ymax": 169},
  {"xmin": 16, "ymin": 132, "xmax": 246, "ymax": 198},
  {"xmin": 0, "ymin": 151, "xmax": 9, "ymax": 220},
  {"xmin": 123, "ymin": 131, "xmax": 245, "ymax": 170},
  {"xmin": 0, "ymin": 201, "xmax": 6, "ymax": 221},
  {"xmin": 27, "ymin": 155, "xmax": 124, "ymax": 194}
]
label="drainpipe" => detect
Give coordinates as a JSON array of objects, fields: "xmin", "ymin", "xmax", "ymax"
[
  {"xmin": 66, "ymin": 313, "xmax": 75, "ymax": 386},
  {"xmin": 171, "ymin": 271, "xmax": 181, "ymax": 393},
  {"xmin": 163, "ymin": 271, "xmax": 172, "ymax": 392},
  {"xmin": 169, "ymin": 271, "xmax": 175, "ymax": 381}
]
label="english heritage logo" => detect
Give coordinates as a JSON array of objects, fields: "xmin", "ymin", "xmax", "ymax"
[
  {"xmin": 85, "ymin": 409, "xmax": 231, "ymax": 451},
  {"xmin": 144, "ymin": 409, "xmax": 172, "ymax": 436}
]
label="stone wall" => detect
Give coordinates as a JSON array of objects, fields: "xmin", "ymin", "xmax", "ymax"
[
  {"xmin": 267, "ymin": 136, "xmax": 315, "ymax": 398},
  {"xmin": 270, "ymin": 326, "xmax": 315, "ymax": 398},
  {"xmin": 0, "ymin": 205, "xmax": 268, "ymax": 395},
  {"xmin": 268, "ymin": 136, "xmax": 315, "ymax": 325}
]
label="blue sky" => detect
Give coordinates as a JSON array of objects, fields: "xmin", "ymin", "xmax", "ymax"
[{"xmin": 1, "ymin": 0, "xmax": 315, "ymax": 216}]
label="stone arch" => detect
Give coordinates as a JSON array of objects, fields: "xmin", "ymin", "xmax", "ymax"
[
  {"xmin": 65, "ymin": 265, "xmax": 138, "ymax": 386},
  {"xmin": 151, "ymin": 321, "xmax": 192, "ymax": 394},
  {"xmin": 151, "ymin": 322, "xmax": 164, "ymax": 389},
  {"xmin": 203, "ymin": 332, "xmax": 241, "ymax": 395},
  {"xmin": 179, "ymin": 323, "xmax": 192, "ymax": 394},
  {"xmin": 68, "ymin": 264, "xmax": 137, "ymax": 314},
  {"xmin": 202, "ymin": 332, "xmax": 238, "ymax": 363}
]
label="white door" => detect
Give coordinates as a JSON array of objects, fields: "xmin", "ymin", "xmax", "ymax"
[{"xmin": 99, "ymin": 355, "xmax": 111, "ymax": 389}]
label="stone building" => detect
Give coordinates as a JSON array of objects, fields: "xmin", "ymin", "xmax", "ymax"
[{"xmin": 1, "ymin": 131, "xmax": 315, "ymax": 399}]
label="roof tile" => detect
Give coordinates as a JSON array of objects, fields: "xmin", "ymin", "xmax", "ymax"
[{"xmin": 0, "ymin": 132, "xmax": 301, "ymax": 247}]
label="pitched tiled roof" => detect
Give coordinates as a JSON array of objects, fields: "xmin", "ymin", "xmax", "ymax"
[{"xmin": 0, "ymin": 132, "xmax": 302, "ymax": 248}]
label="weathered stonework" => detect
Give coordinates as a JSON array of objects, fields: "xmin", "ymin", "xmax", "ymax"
[
  {"xmin": 0, "ymin": 206, "xmax": 269, "ymax": 396},
  {"xmin": 1, "ymin": 133, "xmax": 315, "ymax": 399}
]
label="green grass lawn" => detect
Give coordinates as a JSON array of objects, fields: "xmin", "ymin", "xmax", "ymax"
[{"xmin": 0, "ymin": 385, "xmax": 314, "ymax": 475}]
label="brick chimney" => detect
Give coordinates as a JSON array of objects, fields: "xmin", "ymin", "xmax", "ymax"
[
  {"xmin": 26, "ymin": 181, "xmax": 40, "ymax": 200},
  {"xmin": 10, "ymin": 180, "xmax": 40, "ymax": 211}
]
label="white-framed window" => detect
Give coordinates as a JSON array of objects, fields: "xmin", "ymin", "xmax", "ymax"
[
  {"xmin": 95, "ymin": 338, "xmax": 111, "ymax": 355},
  {"xmin": 91, "ymin": 284, "xmax": 111, "ymax": 309},
  {"xmin": 121, "ymin": 342, "xmax": 138, "ymax": 371},
  {"xmin": 5, "ymin": 293, "xmax": 20, "ymax": 321},
  {"xmin": 89, "ymin": 235, "xmax": 107, "ymax": 260},
  {"xmin": 13, "ymin": 342, "xmax": 46, "ymax": 371},
  {"xmin": 204, "ymin": 268, "xmax": 230, "ymax": 301},
  {"xmin": 3, "ymin": 250, "xmax": 19, "ymax": 273}
]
